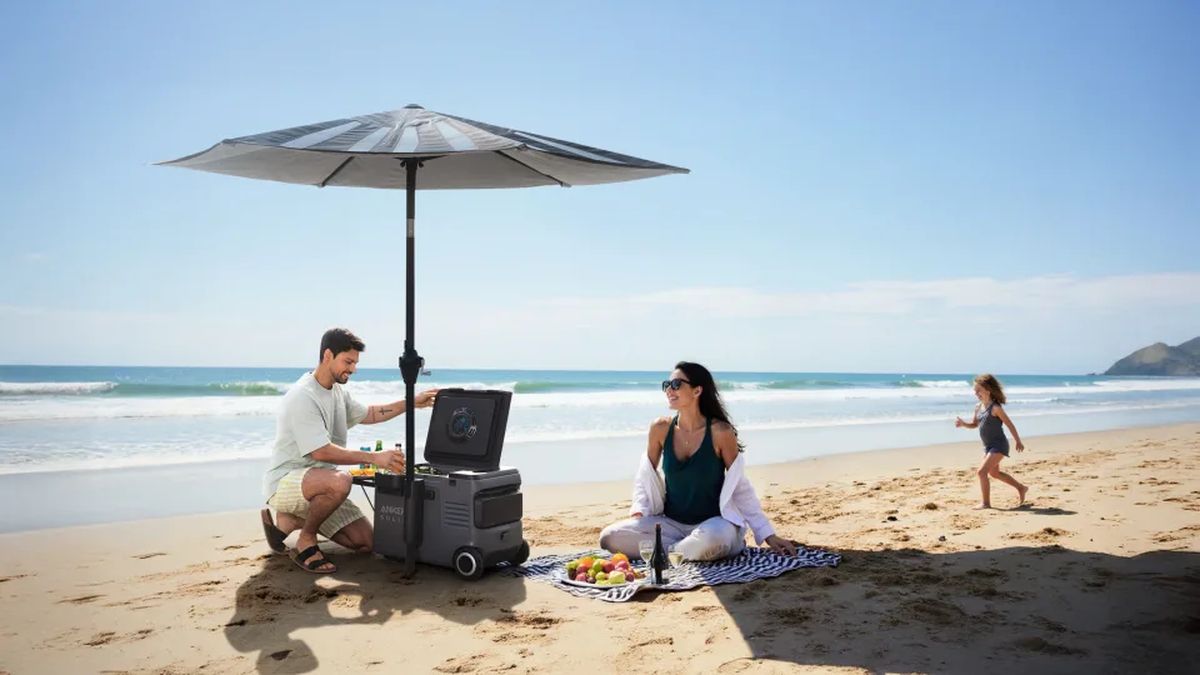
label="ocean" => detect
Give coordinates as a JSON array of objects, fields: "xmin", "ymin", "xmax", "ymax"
[{"xmin": 3, "ymin": 365, "xmax": 1199, "ymax": 480}]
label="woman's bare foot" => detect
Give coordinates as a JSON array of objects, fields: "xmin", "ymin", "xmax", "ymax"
[
  {"xmin": 973, "ymin": 503, "xmax": 992, "ymax": 510},
  {"xmin": 1017, "ymin": 484, "xmax": 1028, "ymax": 505}
]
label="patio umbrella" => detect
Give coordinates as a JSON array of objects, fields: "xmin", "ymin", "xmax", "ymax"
[{"xmin": 159, "ymin": 104, "xmax": 688, "ymax": 573}]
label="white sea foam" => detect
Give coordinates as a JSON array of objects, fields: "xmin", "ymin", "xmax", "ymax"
[
  {"xmin": 0, "ymin": 396, "xmax": 282, "ymax": 422},
  {"xmin": 912, "ymin": 379, "xmax": 970, "ymax": 388},
  {"xmin": 0, "ymin": 381, "xmax": 118, "ymax": 395},
  {"xmin": 3, "ymin": 376, "xmax": 1199, "ymax": 422}
]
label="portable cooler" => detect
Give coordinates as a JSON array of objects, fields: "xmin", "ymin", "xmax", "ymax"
[{"xmin": 355, "ymin": 389, "xmax": 529, "ymax": 580}]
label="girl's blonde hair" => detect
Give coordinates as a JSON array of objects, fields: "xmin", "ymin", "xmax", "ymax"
[{"xmin": 974, "ymin": 373, "xmax": 1007, "ymax": 405}]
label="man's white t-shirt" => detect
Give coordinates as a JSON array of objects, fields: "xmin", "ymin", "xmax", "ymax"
[{"xmin": 263, "ymin": 372, "xmax": 368, "ymax": 499}]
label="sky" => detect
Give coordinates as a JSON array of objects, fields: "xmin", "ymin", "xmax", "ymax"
[{"xmin": 0, "ymin": 1, "xmax": 1197, "ymax": 374}]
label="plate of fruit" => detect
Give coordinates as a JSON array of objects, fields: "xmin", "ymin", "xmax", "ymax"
[{"xmin": 559, "ymin": 553, "xmax": 647, "ymax": 588}]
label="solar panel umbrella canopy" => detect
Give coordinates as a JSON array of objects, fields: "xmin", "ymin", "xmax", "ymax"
[{"xmin": 159, "ymin": 104, "xmax": 688, "ymax": 574}]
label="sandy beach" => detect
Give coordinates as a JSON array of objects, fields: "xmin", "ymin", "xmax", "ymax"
[{"xmin": 1, "ymin": 422, "xmax": 1197, "ymax": 674}]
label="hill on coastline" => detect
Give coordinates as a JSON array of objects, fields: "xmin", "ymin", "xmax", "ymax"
[{"xmin": 1105, "ymin": 336, "xmax": 1200, "ymax": 376}]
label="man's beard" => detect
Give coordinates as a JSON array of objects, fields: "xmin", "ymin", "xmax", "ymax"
[{"xmin": 336, "ymin": 371, "xmax": 351, "ymax": 384}]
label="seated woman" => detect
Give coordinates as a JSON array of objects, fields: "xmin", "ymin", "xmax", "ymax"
[{"xmin": 599, "ymin": 361, "xmax": 797, "ymax": 561}]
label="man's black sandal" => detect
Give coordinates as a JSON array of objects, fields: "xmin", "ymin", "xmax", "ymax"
[
  {"xmin": 291, "ymin": 545, "xmax": 336, "ymax": 574},
  {"xmin": 261, "ymin": 508, "xmax": 287, "ymax": 553}
]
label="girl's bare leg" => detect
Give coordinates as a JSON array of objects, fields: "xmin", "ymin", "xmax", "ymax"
[
  {"xmin": 987, "ymin": 456, "xmax": 1028, "ymax": 505},
  {"xmin": 975, "ymin": 453, "xmax": 1000, "ymax": 508}
]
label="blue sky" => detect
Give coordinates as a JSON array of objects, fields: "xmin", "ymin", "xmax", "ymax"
[{"xmin": 1, "ymin": 1, "xmax": 1197, "ymax": 373}]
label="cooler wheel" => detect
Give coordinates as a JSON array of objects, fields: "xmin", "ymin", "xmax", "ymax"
[{"xmin": 453, "ymin": 546, "xmax": 485, "ymax": 581}]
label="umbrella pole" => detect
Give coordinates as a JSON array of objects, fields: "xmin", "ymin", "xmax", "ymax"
[{"xmin": 398, "ymin": 158, "xmax": 425, "ymax": 577}]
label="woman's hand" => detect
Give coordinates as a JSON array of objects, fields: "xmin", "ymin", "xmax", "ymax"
[
  {"xmin": 955, "ymin": 417, "xmax": 966, "ymax": 428},
  {"xmin": 764, "ymin": 534, "xmax": 797, "ymax": 556},
  {"xmin": 1015, "ymin": 440, "xmax": 1026, "ymax": 453}
]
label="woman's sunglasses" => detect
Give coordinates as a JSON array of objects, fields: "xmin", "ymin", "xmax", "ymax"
[{"xmin": 661, "ymin": 378, "xmax": 692, "ymax": 391}]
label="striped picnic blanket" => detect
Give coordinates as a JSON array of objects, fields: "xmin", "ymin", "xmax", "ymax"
[{"xmin": 503, "ymin": 546, "xmax": 841, "ymax": 602}]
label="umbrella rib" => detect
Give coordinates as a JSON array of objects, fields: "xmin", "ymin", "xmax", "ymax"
[
  {"xmin": 318, "ymin": 157, "xmax": 355, "ymax": 187},
  {"xmin": 496, "ymin": 150, "xmax": 568, "ymax": 187}
]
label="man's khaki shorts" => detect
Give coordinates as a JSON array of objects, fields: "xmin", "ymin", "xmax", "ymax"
[{"xmin": 267, "ymin": 468, "xmax": 365, "ymax": 539}]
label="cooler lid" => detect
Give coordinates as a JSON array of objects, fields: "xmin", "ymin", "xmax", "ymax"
[{"xmin": 423, "ymin": 389, "xmax": 513, "ymax": 472}]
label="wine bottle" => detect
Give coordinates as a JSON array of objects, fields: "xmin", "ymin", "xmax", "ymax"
[{"xmin": 651, "ymin": 523, "xmax": 667, "ymax": 584}]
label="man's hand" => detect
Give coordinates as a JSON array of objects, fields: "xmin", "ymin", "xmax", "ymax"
[
  {"xmin": 373, "ymin": 450, "xmax": 406, "ymax": 474},
  {"xmin": 764, "ymin": 534, "xmax": 797, "ymax": 556},
  {"xmin": 414, "ymin": 388, "xmax": 439, "ymax": 409}
]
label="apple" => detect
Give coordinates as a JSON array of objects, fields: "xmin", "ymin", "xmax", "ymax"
[
  {"xmin": 602, "ymin": 560, "xmax": 615, "ymax": 573},
  {"xmin": 566, "ymin": 561, "xmax": 580, "ymax": 576},
  {"xmin": 575, "ymin": 572, "xmax": 588, "ymax": 583},
  {"xmin": 609, "ymin": 571, "xmax": 627, "ymax": 584}
]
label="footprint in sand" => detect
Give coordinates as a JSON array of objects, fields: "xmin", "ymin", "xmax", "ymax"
[
  {"xmin": 60, "ymin": 594, "xmax": 104, "ymax": 605},
  {"xmin": 84, "ymin": 632, "xmax": 116, "ymax": 646},
  {"xmin": 614, "ymin": 636, "xmax": 676, "ymax": 671},
  {"xmin": 83, "ymin": 628, "xmax": 153, "ymax": 646},
  {"xmin": 452, "ymin": 594, "xmax": 485, "ymax": 607},
  {"xmin": 475, "ymin": 610, "xmax": 561, "ymax": 645},
  {"xmin": 222, "ymin": 544, "xmax": 246, "ymax": 551},
  {"xmin": 1005, "ymin": 527, "xmax": 1071, "ymax": 544},
  {"xmin": 1151, "ymin": 524, "xmax": 1200, "ymax": 544},
  {"xmin": 133, "ymin": 552, "xmax": 166, "ymax": 560},
  {"xmin": 770, "ymin": 607, "xmax": 812, "ymax": 625},
  {"xmin": 716, "ymin": 658, "xmax": 762, "ymax": 673},
  {"xmin": 1012, "ymin": 636, "xmax": 1086, "ymax": 655},
  {"xmin": 732, "ymin": 585, "xmax": 760, "ymax": 602},
  {"xmin": 434, "ymin": 653, "xmax": 517, "ymax": 673}
]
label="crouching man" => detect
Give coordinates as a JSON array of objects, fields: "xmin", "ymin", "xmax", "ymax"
[{"xmin": 261, "ymin": 327, "xmax": 437, "ymax": 573}]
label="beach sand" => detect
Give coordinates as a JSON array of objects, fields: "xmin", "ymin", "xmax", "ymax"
[{"xmin": 1, "ymin": 423, "xmax": 1197, "ymax": 674}]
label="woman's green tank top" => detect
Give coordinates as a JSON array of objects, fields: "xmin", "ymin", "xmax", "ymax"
[{"xmin": 662, "ymin": 416, "xmax": 725, "ymax": 525}]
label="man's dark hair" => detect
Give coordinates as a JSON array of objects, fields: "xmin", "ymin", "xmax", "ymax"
[{"xmin": 319, "ymin": 327, "xmax": 365, "ymax": 362}]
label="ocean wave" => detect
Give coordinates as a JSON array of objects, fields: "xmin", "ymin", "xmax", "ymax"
[
  {"xmin": 0, "ymin": 380, "xmax": 289, "ymax": 397},
  {"xmin": 0, "ymin": 396, "xmax": 284, "ymax": 421},
  {"xmin": 0, "ymin": 381, "xmax": 118, "ymax": 396},
  {"xmin": 725, "ymin": 399, "xmax": 1200, "ymax": 433},
  {"xmin": 1089, "ymin": 378, "xmax": 1200, "ymax": 392},
  {"xmin": 892, "ymin": 379, "xmax": 970, "ymax": 389},
  {"xmin": 3, "ymin": 374, "xmax": 1200, "ymax": 422},
  {"xmin": 511, "ymin": 380, "xmax": 646, "ymax": 394},
  {"xmin": 0, "ymin": 446, "xmax": 274, "ymax": 476},
  {"xmin": 732, "ymin": 379, "xmax": 855, "ymax": 390}
]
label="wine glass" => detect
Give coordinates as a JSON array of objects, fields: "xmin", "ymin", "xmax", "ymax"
[
  {"xmin": 638, "ymin": 540, "xmax": 654, "ymax": 568},
  {"xmin": 668, "ymin": 544, "xmax": 683, "ymax": 568}
]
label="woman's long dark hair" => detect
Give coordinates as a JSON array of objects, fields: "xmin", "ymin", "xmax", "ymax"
[{"xmin": 675, "ymin": 361, "xmax": 744, "ymax": 451}]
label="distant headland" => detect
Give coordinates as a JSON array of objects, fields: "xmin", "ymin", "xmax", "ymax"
[{"xmin": 1105, "ymin": 336, "xmax": 1200, "ymax": 376}]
